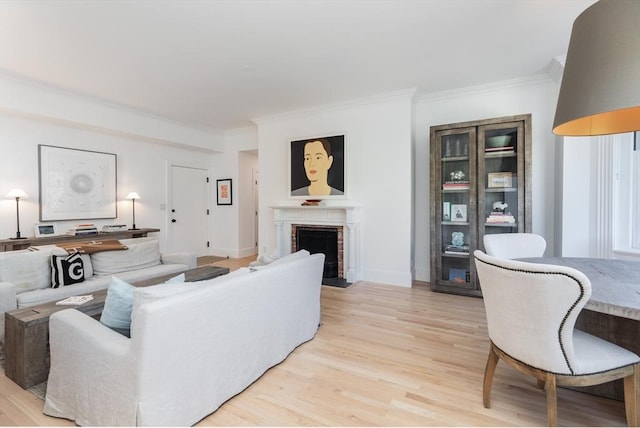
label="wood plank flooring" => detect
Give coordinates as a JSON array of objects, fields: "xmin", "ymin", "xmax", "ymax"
[{"xmin": 0, "ymin": 256, "xmax": 627, "ymax": 426}]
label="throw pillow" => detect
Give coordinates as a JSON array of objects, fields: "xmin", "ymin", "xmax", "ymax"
[
  {"xmin": 100, "ymin": 276, "xmax": 135, "ymax": 337},
  {"xmin": 100, "ymin": 273, "xmax": 186, "ymax": 337},
  {"xmin": 51, "ymin": 252, "xmax": 85, "ymax": 288}
]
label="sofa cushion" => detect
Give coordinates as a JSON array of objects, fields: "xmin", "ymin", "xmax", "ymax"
[
  {"xmin": 130, "ymin": 268, "xmax": 246, "ymax": 334},
  {"xmin": 51, "ymin": 252, "xmax": 85, "ymax": 288},
  {"xmin": 101, "ymin": 273, "xmax": 186, "ymax": 337},
  {"xmin": 251, "ymin": 250, "xmax": 310, "ymax": 271},
  {"xmin": 0, "ymin": 249, "xmax": 54, "ymax": 292},
  {"xmin": 17, "ymin": 275, "xmax": 112, "ymax": 308},
  {"xmin": 91, "ymin": 239, "xmax": 161, "ymax": 275}
]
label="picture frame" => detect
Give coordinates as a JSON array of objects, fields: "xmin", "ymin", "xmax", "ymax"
[
  {"xmin": 216, "ymin": 178, "xmax": 232, "ymax": 205},
  {"xmin": 34, "ymin": 223, "xmax": 57, "ymax": 237},
  {"xmin": 451, "ymin": 204, "xmax": 468, "ymax": 222},
  {"xmin": 38, "ymin": 145, "xmax": 117, "ymax": 221},
  {"xmin": 289, "ymin": 134, "xmax": 345, "ymax": 200},
  {"xmin": 443, "ymin": 201, "xmax": 451, "ymax": 221},
  {"xmin": 488, "ymin": 172, "xmax": 514, "ymax": 188}
]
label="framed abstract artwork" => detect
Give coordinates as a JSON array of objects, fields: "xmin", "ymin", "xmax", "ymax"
[
  {"xmin": 289, "ymin": 134, "xmax": 345, "ymax": 200},
  {"xmin": 216, "ymin": 178, "xmax": 232, "ymax": 205},
  {"xmin": 38, "ymin": 145, "xmax": 117, "ymax": 221}
]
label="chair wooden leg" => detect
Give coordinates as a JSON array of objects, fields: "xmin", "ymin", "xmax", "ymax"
[
  {"xmin": 623, "ymin": 364, "xmax": 639, "ymax": 427},
  {"xmin": 483, "ymin": 343, "xmax": 499, "ymax": 408},
  {"xmin": 545, "ymin": 373, "xmax": 558, "ymax": 427}
]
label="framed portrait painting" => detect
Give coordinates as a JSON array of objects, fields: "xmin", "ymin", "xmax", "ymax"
[
  {"xmin": 289, "ymin": 134, "xmax": 345, "ymax": 199},
  {"xmin": 38, "ymin": 145, "xmax": 117, "ymax": 221}
]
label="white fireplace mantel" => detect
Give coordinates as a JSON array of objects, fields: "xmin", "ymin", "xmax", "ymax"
[{"xmin": 270, "ymin": 204, "xmax": 361, "ymax": 283}]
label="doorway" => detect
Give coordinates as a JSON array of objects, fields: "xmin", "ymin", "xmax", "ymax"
[{"xmin": 168, "ymin": 164, "xmax": 209, "ymax": 256}]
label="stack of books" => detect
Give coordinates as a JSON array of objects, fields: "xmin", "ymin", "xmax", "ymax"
[
  {"xmin": 66, "ymin": 224, "xmax": 99, "ymax": 235},
  {"xmin": 444, "ymin": 244, "xmax": 470, "ymax": 255},
  {"xmin": 486, "ymin": 212, "xmax": 516, "ymax": 224},
  {"xmin": 442, "ymin": 181, "xmax": 470, "ymax": 190}
]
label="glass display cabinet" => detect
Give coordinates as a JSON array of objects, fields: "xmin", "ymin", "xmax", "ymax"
[{"xmin": 429, "ymin": 114, "xmax": 531, "ymax": 296}]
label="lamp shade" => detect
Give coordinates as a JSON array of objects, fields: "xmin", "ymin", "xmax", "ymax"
[
  {"xmin": 126, "ymin": 192, "xmax": 140, "ymax": 200},
  {"xmin": 6, "ymin": 189, "xmax": 27, "ymax": 199},
  {"xmin": 553, "ymin": 0, "xmax": 640, "ymax": 136}
]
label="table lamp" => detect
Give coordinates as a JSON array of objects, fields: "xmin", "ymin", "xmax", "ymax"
[
  {"xmin": 126, "ymin": 192, "xmax": 140, "ymax": 230},
  {"xmin": 6, "ymin": 189, "xmax": 28, "ymax": 239}
]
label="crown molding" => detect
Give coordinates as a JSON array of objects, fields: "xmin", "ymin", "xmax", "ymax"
[
  {"xmin": 252, "ymin": 88, "xmax": 418, "ymax": 126},
  {"xmin": 417, "ymin": 74, "xmax": 554, "ymax": 104},
  {"xmin": 547, "ymin": 56, "xmax": 566, "ymax": 82}
]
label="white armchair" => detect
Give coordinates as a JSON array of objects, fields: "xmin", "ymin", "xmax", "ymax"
[
  {"xmin": 483, "ymin": 232, "xmax": 546, "ymax": 259},
  {"xmin": 473, "ymin": 250, "xmax": 639, "ymax": 426}
]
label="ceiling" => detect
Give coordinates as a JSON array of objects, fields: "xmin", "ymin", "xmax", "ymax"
[{"xmin": 0, "ymin": 0, "xmax": 596, "ymax": 131}]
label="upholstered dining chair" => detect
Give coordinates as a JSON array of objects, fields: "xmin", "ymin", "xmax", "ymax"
[
  {"xmin": 473, "ymin": 250, "xmax": 639, "ymax": 427},
  {"xmin": 483, "ymin": 232, "xmax": 546, "ymax": 259}
]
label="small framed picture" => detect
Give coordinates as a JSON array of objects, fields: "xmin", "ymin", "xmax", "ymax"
[
  {"xmin": 451, "ymin": 204, "xmax": 467, "ymax": 222},
  {"xmin": 488, "ymin": 172, "xmax": 514, "ymax": 188},
  {"xmin": 34, "ymin": 223, "xmax": 57, "ymax": 237},
  {"xmin": 442, "ymin": 201, "xmax": 451, "ymax": 221},
  {"xmin": 216, "ymin": 179, "xmax": 232, "ymax": 205}
]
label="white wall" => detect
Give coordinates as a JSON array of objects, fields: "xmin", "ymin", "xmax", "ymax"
[
  {"xmin": 414, "ymin": 76, "xmax": 561, "ymax": 281},
  {"xmin": 0, "ymin": 74, "xmax": 223, "ymax": 253},
  {"xmin": 210, "ymin": 127, "xmax": 258, "ymax": 257},
  {"xmin": 254, "ymin": 90, "xmax": 416, "ymax": 287}
]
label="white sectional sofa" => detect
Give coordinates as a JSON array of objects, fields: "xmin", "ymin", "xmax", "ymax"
[
  {"xmin": 0, "ymin": 237, "xmax": 196, "ymax": 343},
  {"xmin": 43, "ymin": 250, "xmax": 324, "ymax": 426}
]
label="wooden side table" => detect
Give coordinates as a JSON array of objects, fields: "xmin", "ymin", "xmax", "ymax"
[{"xmin": 4, "ymin": 265, "xmax": 229, "ymax": 389}]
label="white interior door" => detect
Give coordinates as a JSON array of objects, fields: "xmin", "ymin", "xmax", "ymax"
[{"xmin": 168, "ymin": 165, "xmax": 209, "ymax": 256}]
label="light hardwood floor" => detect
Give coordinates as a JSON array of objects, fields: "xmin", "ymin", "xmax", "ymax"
[{"xmin": 0, "ymin": 256, "xmax": 627, "ymax": 426}]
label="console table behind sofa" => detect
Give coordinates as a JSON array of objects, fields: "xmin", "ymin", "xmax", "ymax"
[{"xmin": 0, "ymin": 228, "xmax": 160, "ymax": 252}]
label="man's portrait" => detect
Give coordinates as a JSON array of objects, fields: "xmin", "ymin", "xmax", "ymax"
[{"xmin": 290, "ymin": 134, "xmax": 345, "ymax": 199}]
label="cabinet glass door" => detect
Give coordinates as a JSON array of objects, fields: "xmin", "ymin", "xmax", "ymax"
[
  {"xmin": 478, "ymin": 121, "xmax": 526, "ymax": 249},
  {"xmin": 436, "ymin": 127, "xmax": 477, "ymax": 291}
]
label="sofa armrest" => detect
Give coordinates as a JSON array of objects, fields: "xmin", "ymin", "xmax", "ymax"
[
  {"xmin": 161, "ymin": 252, "xmax": 197, "ymax": 269},
  {"xmin": 0, "ymin": 282, "xmax": 17, "ymax": 343},
  {"xmin": 43, "ymin": 309, "xmax": 138, "ymax": 425}
]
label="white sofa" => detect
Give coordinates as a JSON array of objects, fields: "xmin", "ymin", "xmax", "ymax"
[
  {"xmin": 43, "ymin": 250, "xmax": 324, "ymax": 426},
  {"xmin": 0, "ymin": 237, "xmax": 195, "ymax": 343}
]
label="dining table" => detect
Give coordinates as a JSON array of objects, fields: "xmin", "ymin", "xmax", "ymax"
[{"xmin": 518, "ymin": 256, "xmax": 640, "ymax": 401}]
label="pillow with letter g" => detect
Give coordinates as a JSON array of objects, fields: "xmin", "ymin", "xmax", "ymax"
[{"xmin": 51, "ymin": 251, "xmax": 85, "ymax": 288}]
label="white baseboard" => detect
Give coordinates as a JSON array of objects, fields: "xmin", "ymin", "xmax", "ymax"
[
  {"xmin": 362, "ymin": 268, "xmax": 412, "ymax": 288},
  {"xmin": 210, "ymin": 246, "xmax": 257, "ymax": 259}
]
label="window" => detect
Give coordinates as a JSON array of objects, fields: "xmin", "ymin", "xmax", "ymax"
[{"xmin": 613, "ymin": 131, "xmax": 640, "ymax": 254}]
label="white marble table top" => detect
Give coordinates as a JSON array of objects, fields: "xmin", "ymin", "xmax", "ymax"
[{"xmin": 518, "ymin": 257, "xmax": 640, "ymax": 321}]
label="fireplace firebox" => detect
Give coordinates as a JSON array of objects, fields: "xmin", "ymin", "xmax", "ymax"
[{"xmin": 291, "ymin": 224, "xmax": 348, "ymax": 287}]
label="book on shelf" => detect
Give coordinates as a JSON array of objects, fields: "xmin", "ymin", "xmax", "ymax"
[
  {"xmin": 486, "ymin": 212, "xmax": 516, "ymax": 223},
  {"xmin": 66, "ymin": 224, "xmax": 99, "ymax": 235},
  {"xmin": 444, "ymin": 244, "xmax": 469, "ymax": 255},
  {"xmin": 442, "ymin": 181, "xmax": 470, "ymax": 190},
  {"xmin": 444, "ymin": 250, "xmax": 469, "ymax": 256}
]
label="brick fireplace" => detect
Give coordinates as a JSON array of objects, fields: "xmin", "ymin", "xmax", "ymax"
[{"xmin": 271, "ymin": 205, "xmax": 361, "ymax": 283}]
